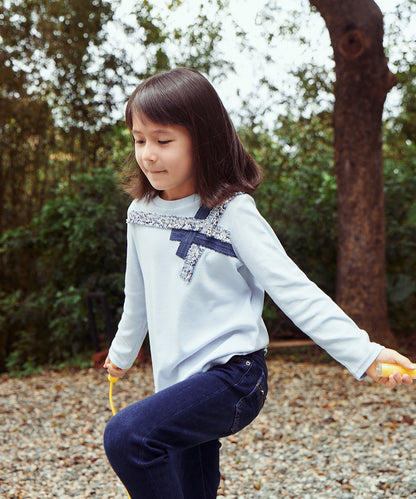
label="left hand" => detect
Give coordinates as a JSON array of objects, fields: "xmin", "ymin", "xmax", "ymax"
[
  {"xmin": 103, "ymin": 355, "xmax": 129, "ymax": 379},
  {"xmin": 366, "ymin": 348, "xmax": 415, "ymax": 387}
]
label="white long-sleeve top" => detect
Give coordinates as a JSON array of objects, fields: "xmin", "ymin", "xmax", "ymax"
[{"xmin": 109, "ymin": 193, "xmax": 383, "ymax": 392}]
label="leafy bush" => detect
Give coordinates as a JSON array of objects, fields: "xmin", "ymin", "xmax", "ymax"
[
  {"xmin": 384, "ymin": 130, "xmax": 416, "ymax": 335},
  {"xmin": 0, "ymin": 168, "xmax": 129, "ymax": 373}
]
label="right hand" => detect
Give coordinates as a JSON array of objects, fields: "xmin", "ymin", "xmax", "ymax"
[
  {"xmin": 366, "ymin": 348, "xmax": 415, "ymax": 387},
  {"xmin": 103, "ymin": 355, "xmax": 129, "ymax": 379}
]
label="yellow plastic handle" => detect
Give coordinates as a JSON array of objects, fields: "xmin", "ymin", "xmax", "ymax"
[
  {"xmin": 377, "ymin": 362, "xmax": 416, "ymax": 378},
  {"xmin": 106, "ymin": 373, "xmax": 131, "ymax": 499}
]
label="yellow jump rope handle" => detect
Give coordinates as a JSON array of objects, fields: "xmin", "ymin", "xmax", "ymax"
[
  {"xmin": 107, "ymin": 374, "xmax": 131, "ymax": 499},
  {"xmin": 108, "ymin": 374, "xmax": 119, "ymax": 416},
  {"xmin": 377, "ymin": 362, "xmax": 416, "ymax": 378}
]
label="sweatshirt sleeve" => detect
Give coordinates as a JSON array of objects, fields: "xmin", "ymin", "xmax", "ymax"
[
  {"xmin": 229, "ymin": 195, "xmax": 383, "ymax": 379},
  {"xmin": 108, "ymin": 220, "xmax": 148, "ymax": 370}
]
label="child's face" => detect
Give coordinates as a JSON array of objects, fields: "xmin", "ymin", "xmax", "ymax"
[{"xmin": 132, "ymin": 113, "xmax": 196, "ymax": 201}]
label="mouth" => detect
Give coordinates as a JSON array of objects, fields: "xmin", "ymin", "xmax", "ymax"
[{"xmin": 146, "ymin": 169, "xmax": 166, "ymax": 174}]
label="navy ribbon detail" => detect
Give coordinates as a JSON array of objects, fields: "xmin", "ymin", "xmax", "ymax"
[
  {"xmin": 170, "ymin": 205, "xmax": 236, "ymax": 260},
  {"xmin": 170, "ymin": 230, "xmax": 236, "ymax": 258},
  {"xmin": 194, "ymin": 206, "xmax": 211, "ymax": 220}
]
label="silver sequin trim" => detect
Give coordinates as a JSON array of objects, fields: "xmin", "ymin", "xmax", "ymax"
[
  {"xmin": 126, "ymin": 195, "xmax": 241, "ymax": 282},
  {"xmin": 180, "ymin": 244, "xmax": 205, "ymax": 282},
  {"xmin": 127, "ymin": 206, "xmax": 232, "ymax": 243}
]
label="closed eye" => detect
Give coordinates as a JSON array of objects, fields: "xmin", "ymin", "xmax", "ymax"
[{"xmin": 133, "ymin": 138, "xmax": 172, "ymax": 145}]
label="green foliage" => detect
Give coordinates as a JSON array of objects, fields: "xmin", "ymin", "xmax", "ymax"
[
  {"xmin": 0, "ymin": 0, "xmax": 126, "ymax": 235},
  {"xmin": 126, "ymin": 0, "xmax": 234, "ymax": 81},
  {"xmin": 0, "ymin": 168, "xmax": 129, "ymax": 373},
  {"xmin": 383, "ymin": 61, "xmax": 416, "ymax": 336},
  {"xmin": 0, "ymin": 0, "xmax": 119, "ymax": 129}
]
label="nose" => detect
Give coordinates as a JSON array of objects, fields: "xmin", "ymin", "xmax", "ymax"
[{"xmin": 142, "ymin": 142, "xmax": 157, "ymax": 162}]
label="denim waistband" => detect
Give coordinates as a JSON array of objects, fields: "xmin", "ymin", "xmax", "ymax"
[{"xmin": 229, "ymin": 349, "xmax": 266, "ymax": 365}]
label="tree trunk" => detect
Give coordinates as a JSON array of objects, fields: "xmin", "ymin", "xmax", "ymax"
[{"xmin": 309, "ymin": 0, "xmax": 397, "ymax": 346}]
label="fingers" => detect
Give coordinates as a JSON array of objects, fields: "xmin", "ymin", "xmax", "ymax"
[
  {"xmin": 384, "ymin": 372, "xmax": 410, "ymax": 387},
  {"xmin": 108, "ymin": 365, "xmax": 127, "ymax": 379},
  {"xmin": 103, "ymin": 355, "xmax": 111, "ymax": 369},
  {"xmin": 383, "ymin": 372, "xmax": 413, "ymax": 387},
  {"xmin": 383, "ymin": 349, "xmax": 415, "ymax": 370},
  {"xmin": 401, "ymin": 374, "xmax": 413, "ymax": 385},
  {"xmin": 366, "ymin": 348, "xmax": 416, "ymax": 387},
  {"xmin": 102, "ymin": 355, "xmax": 128, "ymax": 379}
]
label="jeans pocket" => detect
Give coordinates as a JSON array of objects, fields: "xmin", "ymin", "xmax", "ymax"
[{"xmin": 230, "ymin": 369, "xmax": 267, "ymax": 434}]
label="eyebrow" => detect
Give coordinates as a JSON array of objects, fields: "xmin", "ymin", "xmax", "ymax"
[{"xmin": 131, "ymin": 128, "xmax": 173, "ymax": 135}]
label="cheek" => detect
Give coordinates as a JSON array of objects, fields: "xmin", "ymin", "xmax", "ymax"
[
  {"xmin": 134, "ymin": 148, "xmax": 142, "ymax": 166},
  {"xmin": 180, "ymin": 145, "xmax": 194, "ymax": 170}
]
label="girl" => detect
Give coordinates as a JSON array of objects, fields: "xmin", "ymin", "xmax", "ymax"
[{"xmin": 103, "ymin": 67, "xmax": 414, "ymax": 499}]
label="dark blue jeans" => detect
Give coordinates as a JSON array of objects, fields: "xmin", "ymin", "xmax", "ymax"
[{"xmin": 104, "ymin": 350, "xmax": 268, "ymax": 499}]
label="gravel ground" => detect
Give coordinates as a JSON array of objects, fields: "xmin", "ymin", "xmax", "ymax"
[{"xmin": 2, "ymin": 358, "xmax": 416, "ymax": 498}]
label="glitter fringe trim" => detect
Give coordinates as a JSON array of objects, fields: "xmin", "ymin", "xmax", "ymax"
[{"xmin": 126, "ymin": 194, "xmax": 241, "ymax": 282}]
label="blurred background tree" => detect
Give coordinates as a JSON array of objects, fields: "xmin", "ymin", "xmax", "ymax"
[
  {"xmin": 0, "ymin": 0, "xmax": 415, "ymax": 373},
  {"xmin": 311, "ymin": 0, "xmax": 399, "ymax": 346}
]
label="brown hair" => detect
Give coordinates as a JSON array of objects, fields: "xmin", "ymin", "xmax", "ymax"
[{"xmin": 124, "ymin": 67, "xmax": 262, "ymax": 208}]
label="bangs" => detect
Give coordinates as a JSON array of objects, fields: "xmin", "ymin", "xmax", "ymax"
[{"xmin": 126, "ymin": 75, "xmax": 188, "ymax": 130}]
